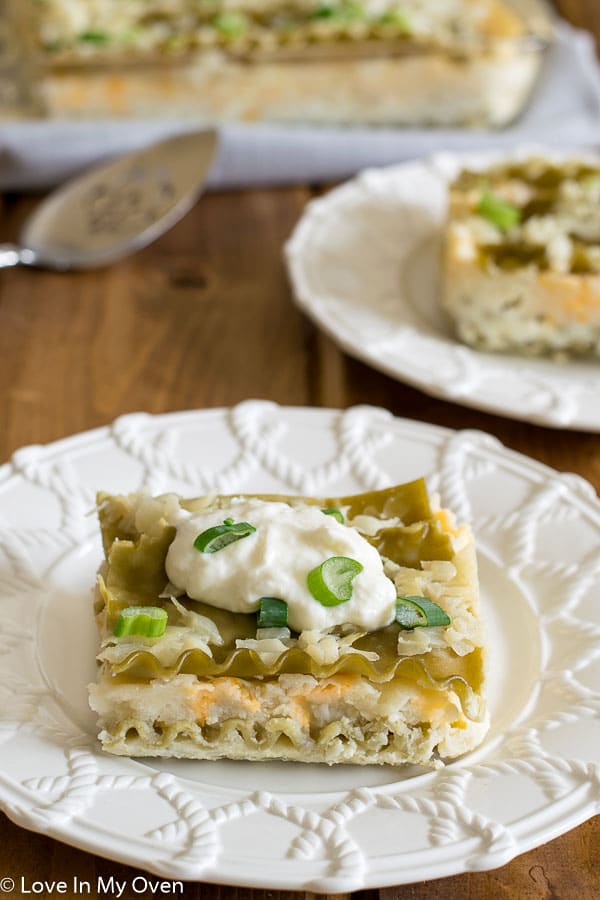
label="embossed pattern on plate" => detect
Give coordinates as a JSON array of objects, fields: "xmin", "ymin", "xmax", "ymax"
[
  {"xmin": 0, "ymin": 401, "xmax": 599, "ymax": 889},
  {"xmin": 285, "ymin": 148, "xmax": 600, "ymax": 431}
]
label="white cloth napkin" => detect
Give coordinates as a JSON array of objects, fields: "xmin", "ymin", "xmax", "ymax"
[{"xmin": 1, "ymin": 21, "xmax": 599, "ymax": 191}]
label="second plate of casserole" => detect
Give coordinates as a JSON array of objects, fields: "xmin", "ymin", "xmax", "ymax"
[{"xmin": 285, "ymin": 147, "xmax": 600, "ymax": 431}]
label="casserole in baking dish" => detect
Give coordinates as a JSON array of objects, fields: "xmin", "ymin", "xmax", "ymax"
[{"xmin": 12, "ymin": 0, "xmax": 553, "ymax": 125}]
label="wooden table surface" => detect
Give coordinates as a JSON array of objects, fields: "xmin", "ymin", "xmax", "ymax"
[{"xmin": 1, "ymin": 2, "xmax": 599, "ymax": 897}]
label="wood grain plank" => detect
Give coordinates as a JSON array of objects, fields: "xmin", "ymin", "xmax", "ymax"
[
  {"xmin": 0, "ymin": 187, "xmax": 312, "ymax": 462},
  {"xmin": 379, "ymin": 817, "xmax": 600, "ymax": 899},
  {"xmin": 0, "ymin": 812, "xmax": 355, "ymax": 900},
  {"xmin": 554, "ymin": 0, "xmax": 600, "ymax": 48},
  {"xmin": 312, "ymin": 332, "xmax": 349, "ymax": 409}
]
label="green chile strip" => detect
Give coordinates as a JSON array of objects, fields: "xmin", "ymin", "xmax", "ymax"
[{"xmin": 193, "ymin": 518, "xmax": 256, "ymax": 553}]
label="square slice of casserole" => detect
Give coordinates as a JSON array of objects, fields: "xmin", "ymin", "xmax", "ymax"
[
  {"xmin": 443, "ymin": 156, "xmax": 600, "ymax": 356},
  {"xmin": 90, "ymin": 480, "xmax": 488, "ymax": 767}
]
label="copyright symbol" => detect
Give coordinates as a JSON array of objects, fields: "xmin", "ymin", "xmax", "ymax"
[{"xmin": 0, "ymin": 878, "xmax": 14, "ymax": 892}]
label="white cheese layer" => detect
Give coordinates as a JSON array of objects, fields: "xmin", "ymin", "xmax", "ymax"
[{"xmin": 165, "ymin": 499, "xmax": 397, "ymax": 632}]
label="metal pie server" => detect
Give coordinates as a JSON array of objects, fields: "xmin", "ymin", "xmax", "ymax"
[{"xmin": 0, "ymin": 129, "xmax": 218, "ymax": 270}]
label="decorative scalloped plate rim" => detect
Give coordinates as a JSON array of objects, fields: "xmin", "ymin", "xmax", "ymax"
[
  {"xmin": 285, "ymin": 147, "xmax": 600, "ymax": 431},
  {"xmin": 0, "ymin": 402, "xmax": 599, "ymax": 890}
]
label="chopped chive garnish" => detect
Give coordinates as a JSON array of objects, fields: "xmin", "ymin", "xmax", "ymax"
[
  {"xmin": 477, "ymin": 190, "xmax": 521, "ymax": 232},
  {"xmin": 114, "ymin": 606, "xmax": 168, "ymax": 638},
  {"xmin": 257, "ymin": 597, "xmax": 288, "ymax": 628},
  {"xmin": 307, "ymin": 556, "xmax": 363, "ymax": 607},
  {"xmin": 321, "ymin": 507, "xmax": 345, "ymax": 524},
  {"xmin": 395, "ymin": 596, "xmax": 451, "ymax": 630},
  {"xmin": 193, "ymin": 519, "xmax": 256, "ymax": 553}
]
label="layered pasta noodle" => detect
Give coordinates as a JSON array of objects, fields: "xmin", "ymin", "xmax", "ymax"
[{"xmin": 90, "ymin": 481, "xmax": 488, "ymax": 766}]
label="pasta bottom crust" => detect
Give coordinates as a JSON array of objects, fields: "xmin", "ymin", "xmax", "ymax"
[{"xmin": 91, "ymin": 668, "xmax": 489, "ymax": 766}]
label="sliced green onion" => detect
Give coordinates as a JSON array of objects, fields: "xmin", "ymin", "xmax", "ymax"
[
  {"xmin": 321, "ymin": 507, "xmax": 345, "ymax": 524},
  {"xmin": 114, "ymin": 606, "xmax": 168, "ymax": 638},
  {"xmin": 395, "ymin": 600, "xmax": 426, "ymax": 629},
  {"xmin": 193, "ymin": 519, "xmax": 256, "ymax": 553},
  {"xmin": 581, "ymin": 175, "xmax": 600, "ymax": 191},
  {"xmin": 79, "ymin": 30, "xmax": 110, "ymax": 44},
  {"xmin": 313, "ymin": 5, "xmax": 335, "ymax": 16},
  {"xmin": 307, "ymin": 556, "xmax": 363, "ymax": 607},
  {"xmin": 477, "ymin": 190, "xmax": 521, "ymax": 232},
  {"xmin": 312, "ymin": 2, "xmax": 364, "ymax": 19},
  {"xmin": 378, "ymin": 10, "xmax": 411, "ymax": 29},
  {"xmin": 395, "ymin": 596, "xmax": 451, "ymax": 630},
  {"xmin": 257, "ymin": 597, "xmax": 288, "ymax": 628},
  {"xmin": 212, "ymin": 13, "xmax": 248, "ymax": 36}
]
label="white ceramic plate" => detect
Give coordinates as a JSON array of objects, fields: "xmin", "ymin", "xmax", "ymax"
[
  {"xmin": 285, "ymin": 149, "xmax": 600, "ymax": 431},
  {"xmin": 1, "ymin": 401, "xmax": 599, "ymax": 890}
]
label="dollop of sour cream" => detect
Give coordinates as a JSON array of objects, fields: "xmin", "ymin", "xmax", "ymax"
[{"xmin": 165, "ymin": 499, "xmax": 397, "ymax": 632}]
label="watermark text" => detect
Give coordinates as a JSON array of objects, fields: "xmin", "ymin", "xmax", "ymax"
[{"xmin": 0, "ymin": 875, "xmax": 184, "ymax": 897}]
